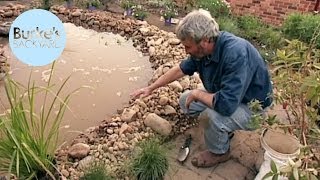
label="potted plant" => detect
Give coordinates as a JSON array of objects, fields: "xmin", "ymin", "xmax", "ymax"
[
  {"xmin": 87, "ymin": 0, "xmax": 101, "ymax": 10},
  {"xmin": 134, "ymin": 5, "xmax": 147, "ymax": 20},
  {"xmin": 160, "ymin": 1, "xmax": 178, "ymax": 26},
  {"xmin": 65, "ymin": 0, "xmax": 73, "ymax": 8},
  {"xmin": 120, "ymin": 0, "xmax": 135, "ymax": 16}
]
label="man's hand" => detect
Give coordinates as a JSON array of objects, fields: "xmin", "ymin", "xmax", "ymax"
[
  {"xmin": 185, "ymin": 89, "xmax": 214, "ymax": 109},
  {"xmin": 185, "ymin": 89, "xmax": 200, "ymax": 109},
  {"xmin": 130, "ymin": 86, "xmax": 153, "ymax": 99}
]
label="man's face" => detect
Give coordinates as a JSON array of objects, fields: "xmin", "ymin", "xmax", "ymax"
[{"xmin": 181, "ymin": 38, "xmax": 207, "ymax": 59}]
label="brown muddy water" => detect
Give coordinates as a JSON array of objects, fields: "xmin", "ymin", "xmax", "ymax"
[{"xmin": 0, "ymin": 23, "xmax": 152, "ymax": 143}]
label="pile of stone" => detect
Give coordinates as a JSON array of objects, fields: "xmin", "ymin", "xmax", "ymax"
[
  {"xmin": 0, "ymin": 3, "xmax": 26, "ymax": 36},
  {"xmin": 0, "ymin": 45, "xmax": 9, "ymax": 80},
  {"xmin": 48, "ymin": 5, "xmax": 204, "ymax": 179}
]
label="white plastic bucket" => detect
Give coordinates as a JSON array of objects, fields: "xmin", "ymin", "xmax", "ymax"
[{"xmin": 255, "ymin": 129, "xmax": 300, "ymax": 180}]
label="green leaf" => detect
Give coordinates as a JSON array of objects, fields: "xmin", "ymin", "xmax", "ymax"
[
  {"xmin": 271, "ymin": 160, "xmax": 278, "ymax": 173},
  {"xmin": 262, "ymin": 172, "xmax": 274, "ymax": 180},
  {"xmin": 272, "ymin": 174, "xmax": 279, "ymax": 180}
]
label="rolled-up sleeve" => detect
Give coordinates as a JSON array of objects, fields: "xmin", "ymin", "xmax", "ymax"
[
  {"xmin": 179, "ymin": 57, "xmax": 197, "ymax": 76},
  {"xmin": 213, "ymin": 54, "xmax": 252, "ymax": 116}
]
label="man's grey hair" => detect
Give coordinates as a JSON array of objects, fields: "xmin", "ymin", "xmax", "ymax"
[{"xmin": 176, "ymin": 9, "xmax": 220, "ymax": 43}]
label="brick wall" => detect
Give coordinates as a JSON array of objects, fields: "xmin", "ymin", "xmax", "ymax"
[{"xmin": 228, "ymin": 0, "xmax": 317, "ymax": 25}]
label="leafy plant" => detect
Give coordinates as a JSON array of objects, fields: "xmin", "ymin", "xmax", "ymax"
[
  {"xmin": 87, "ymin": 0, "xmax": 101, "ymax": 8},
  {"xmin": 216, "ymin": 16, "xmax": 240, "ymax": 36},
  {"xmin": 282, "ymin": 13, "xmax": 320, "ymax": 48},
  {"xmin": 134, "ymin": 5, "xmax": 148, "ymax": 20},
  {"xmin": 195, "ymin": 0, "xmax": 230, "ymax": 18},
  {"xmin": 0, "ymin": 62, "xmax": 77, "ymax": 179},
  {"xmin": 129, "ymin": 138, "xmax": 169, "ymax": 180},
  {"xmin": 160, "ymin": 0, "xmax": 178, "ymax": 19},
  {"xmin": 270, "ymin": 37, "xmax": 320, "ymax": 179},
  {"xmin": 247, "ymin": 99, "xmax": 278, "ymax": 130},
  {"xmin": 81, "ymin": 161, "xmax": 113, "ymax": 180},
  {"xmin": 237, "ymin": 15, "xmax": 265, "ymax": 40},
  {"xmin": 120, "ymin": 0, "xmax": 135, "ymax": 10}
]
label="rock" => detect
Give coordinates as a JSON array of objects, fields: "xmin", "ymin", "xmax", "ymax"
[
  {"xmin": 155, "ymin": 38, "xmax": 164, "ymax": 45},
  {"xmin": 78, "ymin": 156, "xmax": 94, "ymax": 170},
  {"xmin": 119, "ymin": 123, "xmax": 130, "ymax": 135},
  {"xmin": 71, "ymin": 11, "xmax": 81, "ymax": 17},
  {"xmin": 169, "ymin": 38, "xmax": 180, "ymax": 45},
  {"xmin": 80, "ymin": 13, "xmax": 86, "ymax": 21},
  {"xmin": 61, "ymin": 169, "xmax": 70, "ymax": 177},
  {"xmin": 107, "ymin": 129, "xmax": 113, "ymax": 134},
  {"xmin": 149, "ymin": 46, "xmax": 156, "ymax": 55},
  {"xmin": 68, "ymin": 143, "xmax": 90, "ymax": 159},
  {"xmin": 144, "ymin": 113, "xmax": 172, "ymax": 136},
  {"xmin": 121, "ymin": 108, "xmax": 137, "ymax": 122},
  {"xmin": 139, "ymin": 27, "xmax": 150, "ymax": 36},
  {"xmin": 159, "ymin": 96, "xmax": 169, "ymax": 106},
  {"xmin": 180, "ymin": 78, "xmax": 190, "ymax": 89},
  {"xmin": 169, "ymin": 81, "xmax": 183, "ymax": 92},
  {"xmin": 4, "ymin": 10, "xmax": 13, "ymax": 17},
  {"xmin": 164, "ymin": 105, "xmax": 176, "ymax": 115}
]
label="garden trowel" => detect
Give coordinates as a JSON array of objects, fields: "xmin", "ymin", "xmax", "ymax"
[{"xmin": 177, "ymin": 134, "xmax": 192, "ymax": 163}]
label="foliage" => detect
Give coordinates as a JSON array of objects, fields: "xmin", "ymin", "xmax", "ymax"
[
  {"xmin": 129, "ymin": 138, "xmax": 169, "ymax": 180},
  {"xmin": 270, "ymin": 38, "xmax": 320, "ymax": 179},
  {"xmin": 160, "ymin": 0, "xmax": 178, "ymax": 19},
  {"xmin": 42, "ymin": 0, "xmax": 51, "ymax": 10},
  {"xmin": 282, "ymin": 13, "xmax": 320, "ymax": 48},
  {"xmin": 259, "ymin": 27, "xmax": 284, "ymax": 50},
  {"xmin": 87, "ymin": 0, "xmax": 101, "ymax": 8},
  {"xmin": 247, "ymin": 99, "xmax": 278, "ymax": 130},
  {"xmin": 120, "ymin": 0, "xmax": 135, "ymax": 10},
  {"xmin": 80, "ymin": 162, "xmax": 113, "ymax": 180},
  {"xmin": 237, "ymin": 15, "xmax": 265, "ymax": 40},
  {"xmin": 134, "ymin": 5, "xmax": 148, "ymax": 20},
  {"xmin": 0, "ymin": 62, "xmax": 76, "ymax": 179},
  {"xmin": 195, "ymin": 0, "xmax": 230, "ymax": 18},
  {"xmin": 216, "ymin": 16, "xmax": 240, "ymax": 36}
]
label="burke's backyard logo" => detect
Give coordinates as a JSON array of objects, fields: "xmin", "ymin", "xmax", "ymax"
[
  {"xmin": 9, "ymin": 9, "xmax": 66, "ymax": 66},
  {"xmin": 12, "ymin": 27, "xmax": 61, "ymax": 48}
]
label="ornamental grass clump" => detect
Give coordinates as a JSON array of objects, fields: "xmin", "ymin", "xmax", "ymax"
[
  {"xmin": 0, "ymin": 62, "xmax": 77, "ymax": 179},
  {"xmin": 130, "ymin": 138, "xmax": 169, "ymax": 180}
]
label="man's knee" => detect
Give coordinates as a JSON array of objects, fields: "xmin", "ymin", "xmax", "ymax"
[{"xmin": 179, "ymin": 90, "xmax": 190, "ymax": 109}]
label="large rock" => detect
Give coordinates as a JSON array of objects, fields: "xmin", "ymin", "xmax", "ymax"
[
  {"xmin": 144, "ymin": 113, "xmax": 172, "ymax": 136},
  {"xmin": 121, "ymin": 108, "xmax": 137, "ymax": 122},
  {"xmin": 68, "ymin": 143, "xmax": 90, "ymax": 159},
  {"xmin": 169, "ymin": 81, "xmax": 183, "ymax": 92}
]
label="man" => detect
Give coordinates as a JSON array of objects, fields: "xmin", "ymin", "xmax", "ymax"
[{"xmin": 131, "ymin": 9, "xmax": 273, "ymax": 167}]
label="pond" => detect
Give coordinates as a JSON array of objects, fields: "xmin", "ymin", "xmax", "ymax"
[{"xmin": 0, "ymin": 23, "xmax": 153, "ymax": 143}]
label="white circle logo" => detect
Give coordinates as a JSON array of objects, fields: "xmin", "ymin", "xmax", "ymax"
[{"xmin": 9, "ymin": 9, "xmax": 66, "ymax": 66}]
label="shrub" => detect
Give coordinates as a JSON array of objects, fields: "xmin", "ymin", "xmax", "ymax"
[
  {"xmin": 259, "ymin": 27, "xmax": 284, "ymax": 49},
  {"xmin": 129, "ymin": 138, "xmax": 168, "ymax": 180},
  {"xmin": 237, "ymin": 15, "xmax": 265, "ymax": 40},
  {"xmin": 282, "ymin": 13, "xmax": 320, "ymax": 47},
  {"xmin": 81, "ymin": 162, "xmax": 113, "ymax": 180},
  {"xmin": 195, "ymin": 0, "xmax": 230, "ymax": 18},
  {"xmin": 216, "ymin": 16, "xmax": 240, "ymax": 36},
  {"xmin": 0, "ymin": 62, "xmax": 76, "ymax": 179}
]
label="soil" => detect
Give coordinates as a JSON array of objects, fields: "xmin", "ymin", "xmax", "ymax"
[{"xmin": 263, "ymin": 129, "xmax": 300, "ymax": 154}]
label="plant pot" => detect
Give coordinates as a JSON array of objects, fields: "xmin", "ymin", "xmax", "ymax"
[
  {"xmin": 88, "ymin": 6, "xmax": 96, "ymax": 10},
  {"xmin": 66, "ymin": 0, "xmax": 72, "ymax": 8},
  {"xmin": 125, "ymin": 8, "xmax": 133, "ymax": 16},
  {"xmin": 164, "ymin": 17, "xmax": 172, "ymax": 26}
]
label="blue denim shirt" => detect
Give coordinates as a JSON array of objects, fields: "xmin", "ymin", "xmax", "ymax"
[{"xmin": 180, "ymin": 31, "xmax": 273, "ymax": 116}]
